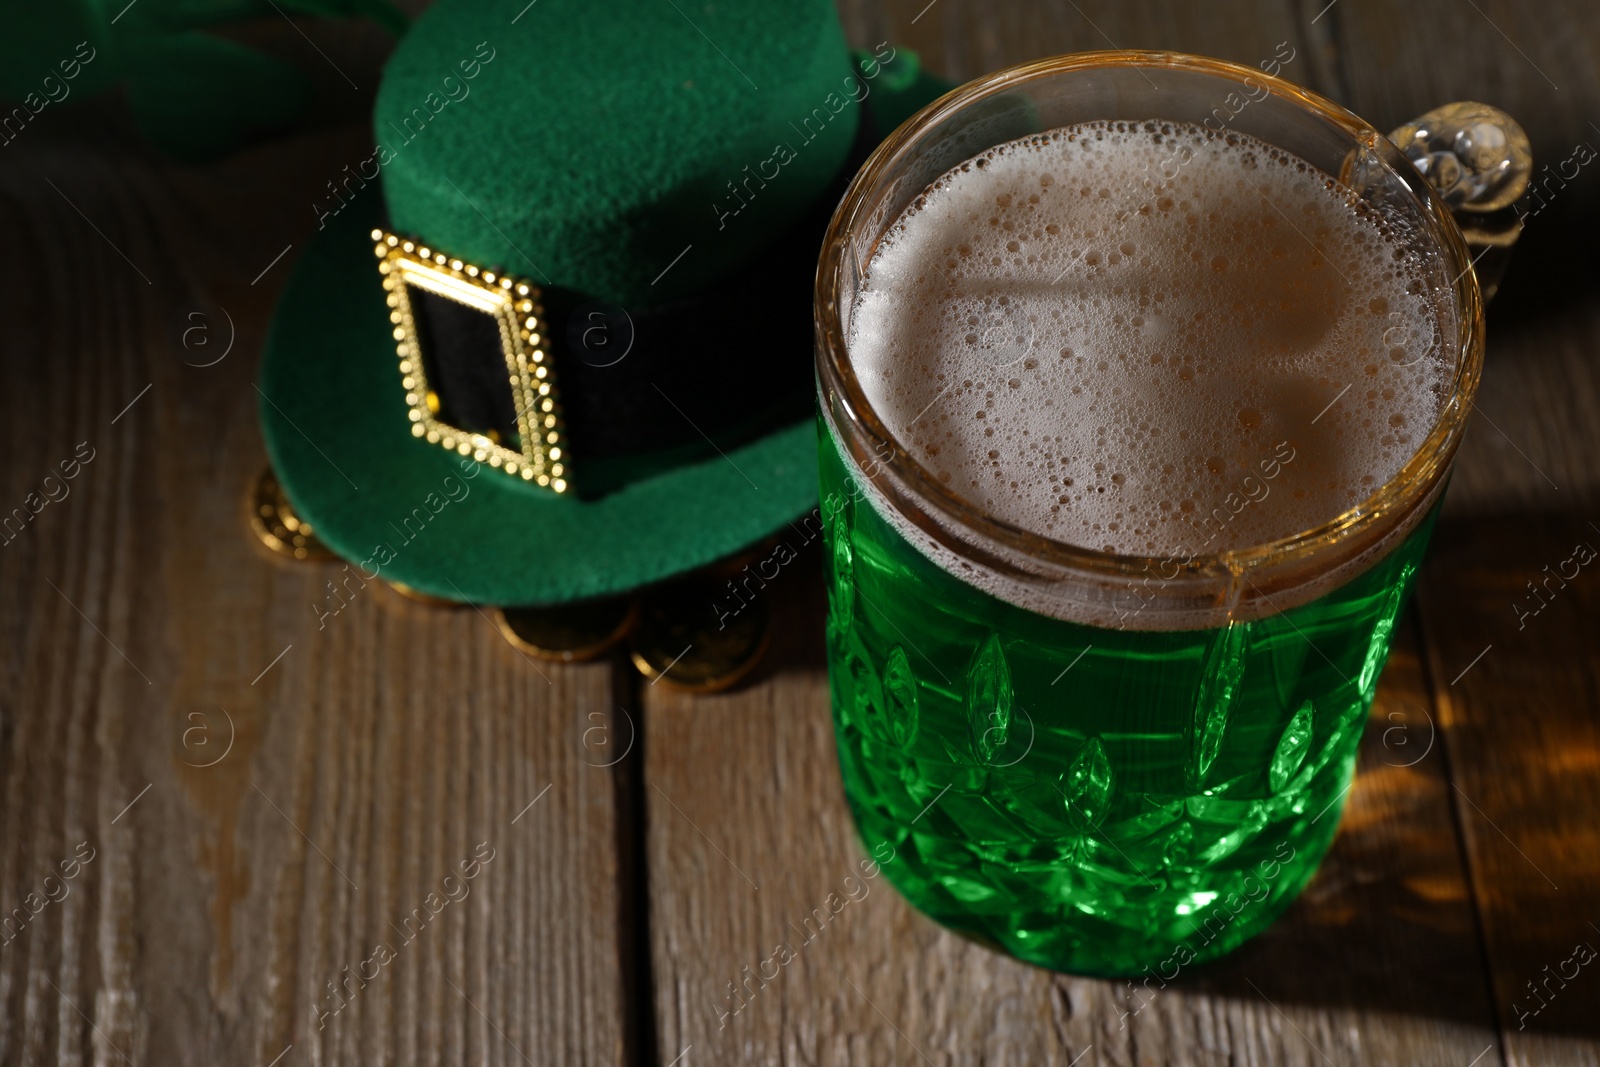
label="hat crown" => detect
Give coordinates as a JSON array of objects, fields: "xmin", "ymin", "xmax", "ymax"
[{"xmin": 373, "ymin": 0, "xmax": 861, "ymax": 305}]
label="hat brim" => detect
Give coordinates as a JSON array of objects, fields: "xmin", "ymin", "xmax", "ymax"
[{"xmin": 259, "ymin": 199, "xmax": 820, "ymax": 606}]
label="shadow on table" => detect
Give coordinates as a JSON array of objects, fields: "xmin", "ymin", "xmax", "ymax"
[
  {"xmin": 1485, "ymin": 196, "xmax": 1600, "ymax": 333},
  {"xmin": 1129, "ymin": 507, "xmax": 1600, "ymax": 1042}
]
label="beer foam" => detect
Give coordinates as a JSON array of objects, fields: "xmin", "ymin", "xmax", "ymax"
[{"xmin": 849, "ymin": 121, "xmax": 1452, "ymax": 558}]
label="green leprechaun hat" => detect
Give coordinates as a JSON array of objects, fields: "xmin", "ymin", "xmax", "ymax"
[{"xmin": 258, "ymin": 0, "xmax": 948, "ymax": 606}]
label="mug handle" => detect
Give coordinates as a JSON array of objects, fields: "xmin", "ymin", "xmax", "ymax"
[{"xmin": 1388, "ymin": 101, "xmax": 1532, "ymax": 301}]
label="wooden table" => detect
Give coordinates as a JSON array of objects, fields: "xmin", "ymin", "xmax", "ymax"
[{"xmin": 2, "ymin": 0, "xmax": 1596, "ymax": 1063}]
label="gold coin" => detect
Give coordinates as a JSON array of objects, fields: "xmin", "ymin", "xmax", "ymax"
[
  {"xmin": 704, "ymin": 534, "xmax": 781, "ymax": 579},
  {"xmin": 248, "ymin": 467, "xmax": 335, "ymax": 562},
  {"xmin": 385, "ymin": 581, "xmax": 459, "ymax": 607},
  {"xmin": 630, "ymin": 573, "xmax": 769, "ymax": 693},
  {"xmin": 495, "ymin": 595, "xmax": 639, "ymax": 663}
]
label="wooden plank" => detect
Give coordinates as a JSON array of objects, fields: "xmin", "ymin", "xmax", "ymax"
[
  {"xmin": 1415, "ymin": 511, "xmax": 1600, "ymax": 1067},
  {"xmin": 643, "ymin": 560, "xmax": 1068, "ymax": 1065},
  {"xmin": 0, "ymin": 25, "xmax": 629, "ymax": 1066},
  {"xmin": 1331, "ymin": 1, "xmax": 1600, "ymax": 1063},
  {"xmin": 1409, "ymin": 316, "xmax": 1600, "ymax": 1066},
  {"xmin": 840, "ymin": 0, "xmax": 1315, "ymax": 92},
  {"xmin": 1177, "ymin": 617, "xmax": 1502, "ymax": 1067},
  {"xmin": 642, "ymin": 2, "xmax": 1516, "ymax": 1063},
  {"xmin": 644, "ymin": 556, "xmax": 1500, "ymax": 1065}
]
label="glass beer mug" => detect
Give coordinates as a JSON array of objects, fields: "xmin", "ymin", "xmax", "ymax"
[{"xmin": 814, "ymin": 51, "xmax": 1527, "ymax": 976}]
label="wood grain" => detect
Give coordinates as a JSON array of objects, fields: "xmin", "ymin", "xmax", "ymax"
[
  {"xmin": 0, "ymin": 18, "xmax": 629, "ymax": 1067},
  {"xmin": 642, "ymin": 560, "xmax": 1066, "ymax": 1066},
  {"xmin": 642, "ymin": 1, "xmax": 1597, "ymax": 1065},
  {"xmin": 643, "ymin": 565, "xmax": 1502, "ymax": 1065},
  {"xmin": 1331, "ymin": 2, "xmax": 1600, "ymax": 1063},
  {"xmin": 2, "ymin": 1, "xmax": 1599, "ymax": 1064}
]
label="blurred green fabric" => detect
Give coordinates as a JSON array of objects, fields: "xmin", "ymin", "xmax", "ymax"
[{"xmin": 0, "ymin": 0, "xmax": 406, "ymax": 161}]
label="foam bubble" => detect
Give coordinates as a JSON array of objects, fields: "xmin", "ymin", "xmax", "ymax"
[{"xmin": 849, "ymin": 120, "xmax": 1451, "ymax": 557}]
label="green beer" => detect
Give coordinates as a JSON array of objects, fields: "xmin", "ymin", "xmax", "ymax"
[
  {"xmin": 815, "ymin": 55, "xmax": 1482, "ymax": 977},
  {"xmin": 821, "ymin": 422, "xmax": 1436, "ymax": 975}
]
